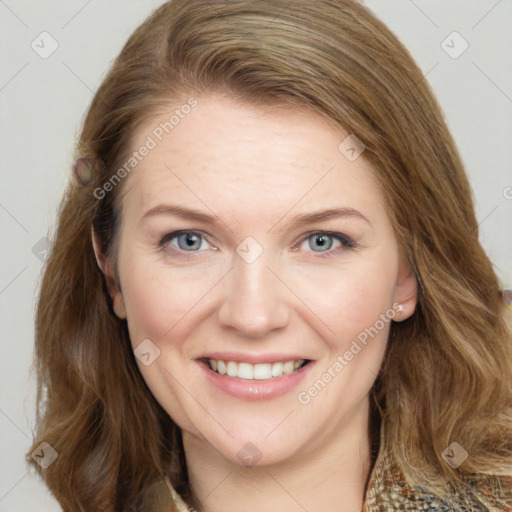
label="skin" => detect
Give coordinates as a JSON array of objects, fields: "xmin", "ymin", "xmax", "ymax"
[{"xmin": 93, "ymin": 93, "xmax": 417, "ymax": 512}]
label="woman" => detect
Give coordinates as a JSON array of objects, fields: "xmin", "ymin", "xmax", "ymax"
[{"xmin": 26, "ymin": 0, "xmax": 512, "ymax": 510}]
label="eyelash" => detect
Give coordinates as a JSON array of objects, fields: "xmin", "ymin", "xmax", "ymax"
[{"xmin": 158, "ymin": 230, "xmax": 357, "ymax": 259}]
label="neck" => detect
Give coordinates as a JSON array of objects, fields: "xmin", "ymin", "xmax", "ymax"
[{"xmin": 182, "ymin": 398, "xmax": 374, "ymax": 512}]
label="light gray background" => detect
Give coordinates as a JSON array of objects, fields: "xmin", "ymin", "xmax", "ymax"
[{"xmin": 1, "ymin": 1, "xmax": 511, "ymax": 510}]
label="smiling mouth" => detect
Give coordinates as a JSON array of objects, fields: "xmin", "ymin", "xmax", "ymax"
[{"xmin": 200, "ymin": 358, "xmax": 311, "ymax": 380}]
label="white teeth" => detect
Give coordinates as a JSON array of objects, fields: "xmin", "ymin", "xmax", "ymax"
[
  {"xmin": 254, "ymin": 363, "xmax": 272, "ymax": 380},
  {"xmin": 283, "ymin": 361, "xmax": 295, "ymax": 374},
  {"xmin": 207, "ymin": 359, "xmax": 307, "ymax": 380},
  {"xmin": 271, "ymin": 362, "xmax": 283, "ymax": 377},
  {"xmin": 237, "ymin": 362, "xmax": 254, "ymax": 380},
  {"xmin": 226, "ymin": 361, "xmax": 238, "ymax": 377}
]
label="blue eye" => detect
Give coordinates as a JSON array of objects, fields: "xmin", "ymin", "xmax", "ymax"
[
  {"xmin": 175, "ymin": 232, "xmax": 203, "ymax": 251},
  {"xmin": 308, "ymin": 233, "xmax": 334, "ymax": 251},
  {"xmin": 159, "ymin": 230, "xmax": 356, "ymax": 258},
  {"xmin": 159, "ymin": 231, "xmax": 213, "ymax": 253},
  {"xmin": 300, "ymin": 232, "xmax": 355, "ymax": 257}
]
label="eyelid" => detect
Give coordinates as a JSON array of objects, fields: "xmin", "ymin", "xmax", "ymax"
[
  {"xmin": 293, "ymin": 231, "xmax": 357, "ymax": 256},
  {"xmin": 159, "ymin": 230, "xmax": 217, "ymax": 251},
  {"xmin": 159, "ymin": 229, "xmax": 357, "ymax": 257}
]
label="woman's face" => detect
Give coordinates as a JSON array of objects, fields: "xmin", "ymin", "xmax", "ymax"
[{"xmin": 97, "ymin": 93, "xmax": 416, "ymax": 467}]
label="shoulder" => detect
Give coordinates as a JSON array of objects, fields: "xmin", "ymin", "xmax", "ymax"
[{"xmin": 364, "ymin": 447, "xmax": 512, "ymax": 511}]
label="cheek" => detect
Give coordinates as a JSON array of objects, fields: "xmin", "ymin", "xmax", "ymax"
[
  {"xmin": 118, "ymin": 252, "xmax": 220, "ymax": 346},
  {"xmin": 289, "ymin": 253, "xmax": 397, "ymax": 342},
  {"xmin": 118, "ymin": 256, "xmax": 207, "ymax": 433},
  {"xmin": 119, "ymin": 233, "xmax": 398, "ymax": 350},
  {"xmin": 118, "ymin": 250, "xmax": 175, "ymax": 344},
  {"xmin": 123, "ymin": 276, "xmax": 170, "ymax": 344}
]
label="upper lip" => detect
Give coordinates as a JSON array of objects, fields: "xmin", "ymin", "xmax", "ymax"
[{"xmin": 198, "ymin": 352, "xmax": 311, "ymax": 364}]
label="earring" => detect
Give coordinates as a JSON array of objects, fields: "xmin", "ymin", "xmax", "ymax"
[
  {"xmin": 72, "ymin": 156, "xmax": 105, "ymax": 187},
  {"xmin": 396, "ymin": 304, "xmax": 405, "ymax": 313}
]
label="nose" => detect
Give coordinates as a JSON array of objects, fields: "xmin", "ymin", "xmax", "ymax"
[{"xmin": 217, "ymin": 251, "xmax": 290, "ymax": 339}]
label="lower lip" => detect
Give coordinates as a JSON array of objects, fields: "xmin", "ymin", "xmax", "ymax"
[{"xmin": 197, "ymin": 360, "xmax": 314, "ymax": 401}]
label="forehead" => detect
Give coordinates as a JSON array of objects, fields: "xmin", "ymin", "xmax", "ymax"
[{"xmin": 119, "ymin": 94, "xmax": 384, "ymax": 223}]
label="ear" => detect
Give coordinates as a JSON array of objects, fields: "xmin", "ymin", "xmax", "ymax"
[
  {"xmin": 392, "ymin": 251, "xmax": 418, "ymax": 322},
  {"xmin": 91, "ymin": 227, "xmax": 126, "ymax": 319}
]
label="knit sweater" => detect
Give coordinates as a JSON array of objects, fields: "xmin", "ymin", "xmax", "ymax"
[{"xmin": 140, "ymin": 423, "xmax": 512, "ymax": 511}]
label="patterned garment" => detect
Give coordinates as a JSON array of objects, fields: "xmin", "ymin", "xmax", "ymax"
[
  {"xmin": 362, "ymin": 445, "xmax": 512, "ymax": 511},
  {"xmin": 141, "ymin": 423, "xmax": 512, "ymax": 511},
  {"xmin": 160, "ymin": 454, "xmax": 512, "ymax": 511}
]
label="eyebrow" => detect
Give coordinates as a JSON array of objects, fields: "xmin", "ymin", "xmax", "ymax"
[{"xmin": 140, "ymin": 203, "xmax": 372, "ymax": 230}]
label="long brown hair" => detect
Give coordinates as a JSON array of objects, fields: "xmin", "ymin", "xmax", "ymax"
[{"xmin": 27, "ymin": 0, "xmax": 512, "ymax": 510}]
